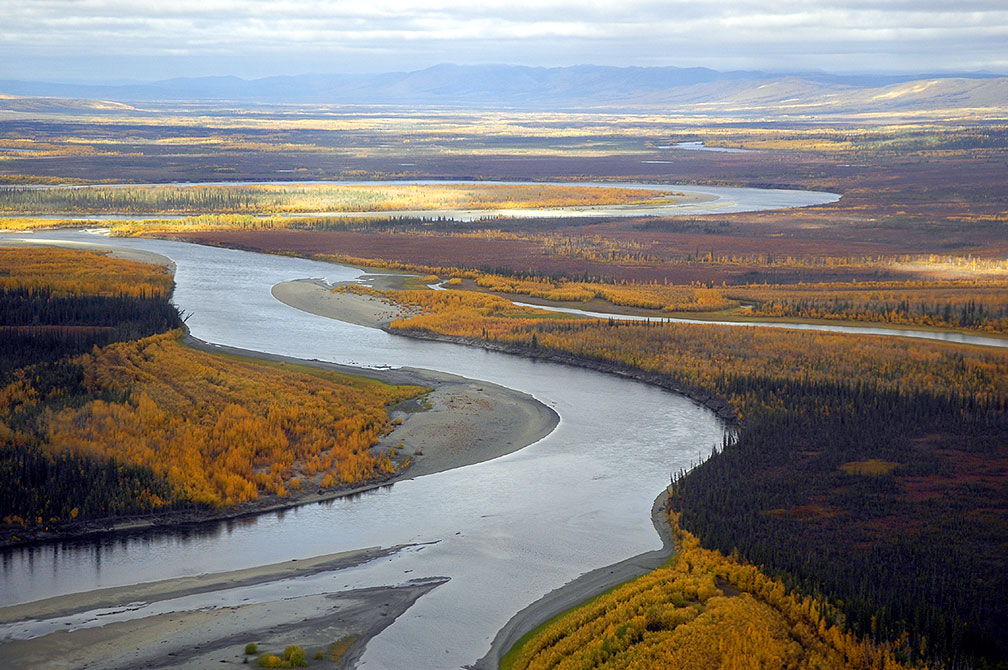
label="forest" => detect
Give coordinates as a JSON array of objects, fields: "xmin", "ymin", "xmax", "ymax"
[
  {"xmin": 503, "ymin": 511, "xmax": 921, "ymax": 670},
  {"xmin": 0, "ymin": 247, "xmax": 424, "ymax": 536},
  {"xmin": 382, "ymin": 287, "xmax": 1007, "ymax": 668},
  {"xmin": 0, "ymin": 248, "xmax": 182, "ymax": 379},
  {"xmin": 2, "ymin": 108, "xmax": 1005, "ymax": 667}
]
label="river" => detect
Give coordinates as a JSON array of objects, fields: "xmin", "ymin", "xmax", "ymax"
[
  {"xmin": 1, "ymin": 174, "xmax": 1001, "ymax": 666},
  {"xmin": 0, "ymin": 179, "xmax": 840, "ymax": 221},
  {"xmin": 508, "ymin": 302, "xmax": 1008, "ymax": 350},
  {"xmin": 0, "ymin": 230, "xmax": 727, "ymax": 668}
]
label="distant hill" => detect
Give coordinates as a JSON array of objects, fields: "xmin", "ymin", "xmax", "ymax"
[{"xmin": 0, "ymin": 64, "xmax": 1004, "ymax": 115}]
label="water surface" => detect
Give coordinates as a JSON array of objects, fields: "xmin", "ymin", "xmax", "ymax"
[{"xmin": 0, "ymin": 231, "xmax": 726, "ymax": 668}]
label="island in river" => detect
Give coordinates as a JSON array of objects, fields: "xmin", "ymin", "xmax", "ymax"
[{"xmin": 0, "ymin": 239, "xmax": 559, "ymax": 669}]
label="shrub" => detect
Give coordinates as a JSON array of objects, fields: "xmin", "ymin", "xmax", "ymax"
[
  {"xmin": 257, "ymin": 653, "xmax": 284, "ymax": 668},
  {"xmin": 284, "ymin": 645, "xmax": 307, "ymax": 667}
]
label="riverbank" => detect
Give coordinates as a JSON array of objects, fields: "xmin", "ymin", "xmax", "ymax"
[
  {"xmin": 0, "ymin": 233, "xmax": 176, "ymax": 273},
  {"xmin": 270, "ymin": 279, "xmax": 738, "ymax": 425},
  {"xmin": 273, "ymin": 277, "xmax": 740, "ymax": 667},
  {"xmin": 184, "ymin": 334, "xmax": 560, "ymax": 481},
  {"xmin": 0, "ymin": 545, "xmax": 448, "ymax": 670},
  {"xmin": 271, "ymin": 276, "xmax": 420, "ymax": 327},
  {"xmin": 0, "ymin": 332, "xmax": 558, "ymax": 548},
  {"xmin": 472, "ymin": 488, "xmax": 678, "ymax": 670},
  {"xmin": 3, "ymin": 236, "xmax": 718, "ymax": 669}
]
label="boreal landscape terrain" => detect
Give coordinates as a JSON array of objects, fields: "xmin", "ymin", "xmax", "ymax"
[{"xmin": 0, "ymin": 66, "xmax": 1006, "ymax": 669}]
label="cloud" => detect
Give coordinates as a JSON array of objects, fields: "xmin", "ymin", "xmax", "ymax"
[{"xmin": 2, "ymin": 0, "xmax": 1006, "ymax": 80}]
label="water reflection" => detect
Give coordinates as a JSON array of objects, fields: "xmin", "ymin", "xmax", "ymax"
[{"xmin": 0, "ymin": 230, "xmax": 725, "ymax": 667}]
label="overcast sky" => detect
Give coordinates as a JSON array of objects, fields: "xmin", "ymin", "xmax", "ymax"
[{"xmin": 3, "ymin": 0, "xmax": 1006, "ymax": 82}]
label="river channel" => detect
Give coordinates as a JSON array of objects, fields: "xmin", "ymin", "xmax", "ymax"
[
  {"xmin": 0, "ymin": 229, "xmax": 729, "ymax": 668},
  {"xmin": 1, "ymin": 177, "xmax": 1002, "ymax": 667},
  {"xmin": 0, "ymin": 179, "xmax": 840, "ymax": 220}
]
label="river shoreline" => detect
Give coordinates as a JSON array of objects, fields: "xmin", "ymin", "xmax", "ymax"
[
  {"xmin": 3, "ymin": 235, "xmax": 724, "ymax": 669},
  {"xmin": 391, "ymin": 328, "xmax": 740, "ymax": 426},
  {"xmin": 271, "ymin": 276, "xmax": 738, "ymax": 666},
  {"xmin": 271, "ymin": 279, "xmax": 738, "ymax": 427},
  {"xmin": 472, "ymin": 487, "xmax": 678, "ymax": 670},
  {"xmin": 0, "ymin": 545, "xmax": 450, "ymax": 670},
  {"xmin": 0, "ymin": 242, "xmax": 559, "ymax": 550},
  {"xmin": 0, "ymin": 333, "xmax": 559, "ymax": 549}
]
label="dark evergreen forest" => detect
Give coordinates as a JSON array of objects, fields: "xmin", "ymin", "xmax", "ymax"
[
  {"xmin": 671, "ymin": 377, "xmax": 1008, "ymax": 668},
  {"xmin": 1, "ymin": 286, "xmax": 185, "ymax": 529}
]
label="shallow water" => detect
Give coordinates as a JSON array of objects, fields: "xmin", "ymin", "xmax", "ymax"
[{"xmin": 0, "ymin": 231, "xmax": 726, "ymax": 668}]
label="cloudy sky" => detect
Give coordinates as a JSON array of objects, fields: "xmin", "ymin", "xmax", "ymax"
[{"xmin": 3, "ymin": 0, "xmax": 1006, "ymax": 82}]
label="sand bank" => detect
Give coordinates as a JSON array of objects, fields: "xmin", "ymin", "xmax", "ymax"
[
  {"xmin": 271, "ymin": 276, "xmax": 417, "ymax": 328},
  {"xmin": 0, "ymin": 545, "xmax": 447, "ymax": 669},
  {"xmin": 185, "ymin": 334, "xmax": 559, "ymax": 486},
  {"xmin": 270, "ymin": 277, "xmax": 561, "ymax": 476}
]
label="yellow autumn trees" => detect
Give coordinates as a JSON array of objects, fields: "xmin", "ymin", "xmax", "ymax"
[
  {"xmin": 470, "ymin": 274, "xmax": 735, "ymax": 312},
  {"xmin": 388, "ymin": 288, "xmax": 1008, "ymax": 402},
  {"xmin": 38, "ymin": 332, "xmax": 425, "ymax": 507},
  {"xmin": 0, "ymin": 246, "xmax": 427, "ymax": 517},
  {"xmin": 504, "ymin": 508, "xmax": 925, "ymax": 670},
  {"xmin": 0, "ymin": 247, "xmax": 173, "ymax": 297},
  {"xmin": 0, "ymin": 183, "xmax": 670, "ymax": 216}
]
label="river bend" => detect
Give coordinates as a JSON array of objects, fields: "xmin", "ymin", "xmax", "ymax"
[{"xmin": 0, "ymin": 230, "xmax": 726, "ymax": 668}]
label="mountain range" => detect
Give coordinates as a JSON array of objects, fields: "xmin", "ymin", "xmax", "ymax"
[{"xmin": 1, "ymin": 64, "xmax": 1005, "ymax": 115}]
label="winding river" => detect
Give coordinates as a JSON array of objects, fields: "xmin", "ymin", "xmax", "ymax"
[
  {"xmin": 0, "ymin": 230, "xmax": 727, "ymax": 668},
  {"xmin": 0, "ymin": 179, "xmax": 840, "ymax": 221},
  {"xmin": 4, "ymin": 183, "xmax": 999, "ymax": 668},
  {"xmin": 509, "ymin": 302, "xmax": 1008, "ymax": 349}
]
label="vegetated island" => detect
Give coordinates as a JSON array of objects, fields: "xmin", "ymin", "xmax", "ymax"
[{"xmin": 0, "ymin": 242, "xmax": 557, "ymax": 547}]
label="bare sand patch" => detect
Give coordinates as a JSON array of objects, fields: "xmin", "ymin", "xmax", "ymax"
[
  {"xmin": 0, "ymin": 546, "xmax": 446, "ymax": 670},
  {"xmin": 270, "ymin": 278, "xmax": 560, "ymax": 479},
  {"xmin": 271, "ymin": 277, "xmax": 420, "ymax": 328},
  {"xmin": 183, "ymin": 335, "xmax": 559, "ymax": 489}
]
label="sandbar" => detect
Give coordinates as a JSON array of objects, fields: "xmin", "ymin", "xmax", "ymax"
[
  {"xmin": 0, "ymin": 545, "xmax": 447, "ymax": 670},
  {"xmin": 0, "ymin": 241, "xmax": 563, "ymax": 669}
]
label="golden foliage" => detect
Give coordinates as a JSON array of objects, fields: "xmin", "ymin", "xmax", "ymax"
[
  {"xmin": 0, "ymin": 247, "xmax": 173, "ymax": 297},
  {"xmin": 389, "ymin": 289, "xmax": 1008, "ymax": 403},
  {"xmin": 32, "ymin": 332, "xmax": 424, "ymax": 506},
  {"xmin": 0, "ymin": 175, "xmax": 92, "ymax": 185},
  {"xmin": 839, "ymin": 459, "xmax": 900, "ymax": 476},
  {"xmin": 325, "ymin": 257, "xmax": 1008, "ymax": 334},
  {"xmin": 728, "ymin": 279, "xmax": 1008, "ymax": 333},
  {"xmin": 505, "ymin": 509, "xmax": 925, "ymax": 670},
  {"xmin": 0, "ymin": 183, "xmax": 671, "ymax": 216},
  {"xmin": 472, "ymin": 274, "xmax": 735, "ymax": 312}
]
